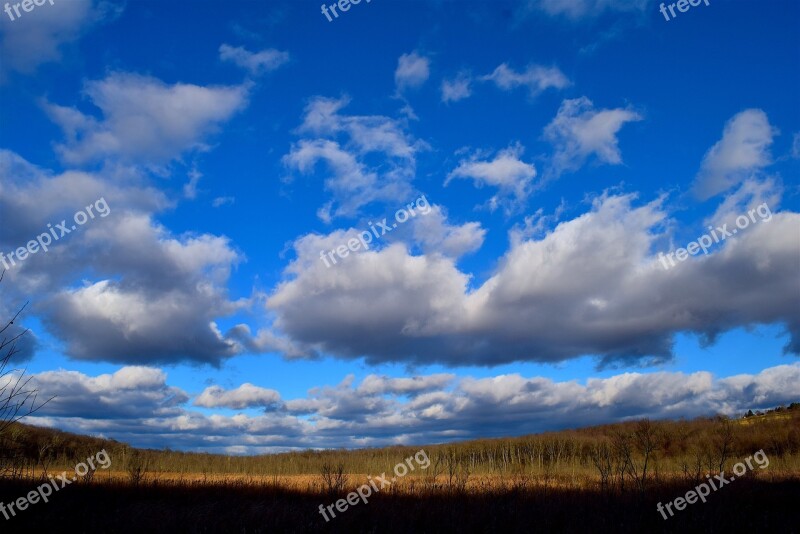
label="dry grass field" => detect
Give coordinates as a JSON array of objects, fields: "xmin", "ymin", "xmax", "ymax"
[{"xmin": 2, "ymin": 405, "xmax": 799, "ymax": 532}]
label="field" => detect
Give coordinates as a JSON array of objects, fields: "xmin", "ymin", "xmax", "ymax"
[{"xmin": 1, "ymin": 406, "xmax": 799, "ymax": 532}]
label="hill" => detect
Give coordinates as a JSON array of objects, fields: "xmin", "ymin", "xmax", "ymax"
[{"xmin": 2, "ymin": 403, "xmax": 798, "ymax": 478}]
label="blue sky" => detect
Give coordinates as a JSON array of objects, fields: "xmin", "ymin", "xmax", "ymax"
[{"xmin": 0, "ymin": 0, "xmax": 798, "ymax": 453}]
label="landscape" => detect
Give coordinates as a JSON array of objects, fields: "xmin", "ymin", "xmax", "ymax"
[
  {"xmin": 1, "ymin": 0, "xmax": 799, "ymax": 532},
  {"xmin": 1, "ymin": 406, "xmax": 799, "ymax": 531}
]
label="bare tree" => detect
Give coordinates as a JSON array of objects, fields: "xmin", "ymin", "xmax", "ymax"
[
  {"xmin": 444, "ymin": 448, "xmax": 470, "ymax": 492},
  {"xmin": 611, "ymin": 430, "xmax": 634, "ymax": 492},
  {"xmin": 36, "ymin": 434, "xmax": 61, "ymax": 480},
  {"xmin": 126, "ymin": 449, "xmax": 150, "ymax": 486},
  {"xmin": 590, "ymin": 440, "xmax": 613, "ymax": 491},
  {"xmin": 319, "ymin": 461, "xmax": 348, "ymax": 494},
  {"xmin": 712, "ymin": 416, "xmax": 735, "ymax": 474},
  {"xmin": 424, "ymin": 451, "xmax": 445, "ymax": 490},
  {"xmin": 632, "ymin": 419, "xmax": 661, "ymax": 492},
  {"xmin": 0, "ymin": 271, "xmax": 51, "ymax": 438},
  {"xmin": 75, "ymin": 444, "xmax": 98, "ymax": 483},
  {"xmin": 682, "ymin": 442, "xmax": 704, "ymax": 485}
]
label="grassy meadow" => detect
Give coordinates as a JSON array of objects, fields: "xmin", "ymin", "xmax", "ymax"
[{"xmin": 1, "ymin": 405, "xmax": 798, "ymax": 532}]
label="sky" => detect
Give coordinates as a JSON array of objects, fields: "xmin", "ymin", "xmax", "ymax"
[{"xmin": 0, "ymin": 0, "xmax": 798, "ymax": 454}]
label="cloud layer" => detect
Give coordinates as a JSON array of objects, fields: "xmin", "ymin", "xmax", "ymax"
[
  {"xmin": 267, "ymin": 191, "xmax": 800, "ymax": 368},
  {"xmin": 27, "ymin": 362, "xmax": 800, "ymax": 453}
]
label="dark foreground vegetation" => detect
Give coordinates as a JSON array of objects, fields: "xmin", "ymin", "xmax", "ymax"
[{"xmin": 0, "ymin": 474, "xmax": 798, "ymax": 533}]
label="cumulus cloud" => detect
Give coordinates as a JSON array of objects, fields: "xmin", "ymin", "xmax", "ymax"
[
  {"xmin": 703, "ymin": 176, "xmax": 782, "ymax": 232},
  {"xmin": 297, "ymin": 96, "xmax": 420, "ymax": 159},
  {"xmin": 26, "ymin": 363, "xmax": 800, "ymax": 452},
  {"xmin": 37, "ymin": 209, "xmax": 251, "ymax": 365},
  {"xmin": 0, "ymin": 0, "xmax": 116, "ymax": 81},
  {"xmin": 483, "ymin": 63, "xmax": 570, "ymax": 97},
  {"xmin": 357, "ymin": 373, "xmax": 455, "ymax": 395},
  {"xmin": 410, "ymin": 205, "xmax": 486, "ymax": 259},
  {"xmin": 692, "ymin": 109, "xmax": 776, "ymax": 200},
  {"xmin": 283, "ymin": 139, "xmax": 404, "ymax": 222},
  {"xmin": 283, "ymin": 96, "xmax": 424, "ymax": 220},
  {"xmin": 218, "ymin": 44, "xmax": 290, "ymax": 76},
  {"xmin": 266, "ymin": 192, "xmax": 800, "ymax": 367},
  {"xmin": 446, "ymin": 144, "xmax": 537, "ymax": 213},
  {"xmin": 30, "ymin": 366, "xmax": 188, "ymax": 419},
  {"xmin": 195, "ymin": 383, "xmax": 282, "ymax": 410},
  {"xmin": 0, "ymin": 151, "xmax": 268, "ymax": 366},
  {"xmin": 439, "ymin": 63, "xmax": 568, "ymax": 101},
  {"xmin": 45, "ymin": 278, "xmax": 240, "ymax": 365},
  {"xmin": 0, "ymin": 150, "xmax": 168, "ymax": 279},
  {"xmin": 267, "ymin": 241, "xmax": 471, "ymax": 365},
  {"xmin": 44, "ymin": 72, "xmax": 249, "ymax": 165},
  {"xmin": 543, "ymin": 96, "xmax": 642, "ymax": 176},
  {"xmin": 395, "ymin": 52, "xmax": 430, "ymax": 92}
]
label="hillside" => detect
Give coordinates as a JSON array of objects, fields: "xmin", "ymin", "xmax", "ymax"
[{"xmin": 3, "ymin": 403, "xmax": 798, "ymax": 478}]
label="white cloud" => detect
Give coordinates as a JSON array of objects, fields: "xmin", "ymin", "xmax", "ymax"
[
  {"xmin": 0, "ymin": 0, "xmax": 115, "ymax": 81},
  {"xmin": 283, "ymin": 139, "xmax": 408, "ymax": 221},
  {"xmin": 30, "ymin": 366, "xmax": 188, "ymax": 419},
  {"xmin": 44, "ymin": 72, "xmax": 249, "ymax": 165},
  {"xmin": 703, "ymin": 177, "xmax": 782, "ymax": 233},
  {"xmin": 525, "ymin": 0, "xmax": 650, "ymax": 20},
  {"xmin": 357, "ymin": 374, "xmax": 456, "ymax": 395},
  {"xmin": 692, "ymin": 109, "xmax": 776, "ymax": 200},
  {"xmin": 284, "ymin": 96, "xmax": 424, "ymax": 220},
  {"xmin": 395, "ymin": 52, "xmax": 430, "ymax": 92},
  {"xmin": 483, "ymin": 63, "xmax": 570, "ymax": 96},
  {"xmin": 266, "ymin": 192, "xmax": 800, "ymax": 367},
  {"xmin": 41, "ymin": 212, "xmax": 248, "ymax": 365},
  {"xmin": 27, "ymin": 363, "xmax": 800, "ymax": 452},
  {"xmin": 446, "ymin": 144, "xmax": 537, "ymax": 213},
  {"xmin": 543, "ymin": 96, "xmax": 642, "ymax": 176},
  {"xmin": 218, "ymin": 44, "xmax": 290, "ymax": 76},
  {"xmin": 0, "ymin": 150, "xmax": 169, "ymax": 252},
  {"xmin": 267, "ymin": 240, "xmax": 471, "ymax": 364},
  {"xmin": 212, "ymin": 196, "xmax": 235, "ymax": 208},
  {"xmin": 411, "ymin": 205, "xmax": 486, "ymax": 259},
  {"xmin": 183, "ymin": 168, "xmax": 202, "ymax": 199},
  {"xmin": 0, "ymin": 154, "xmax": 256, "ymax": 366},
  {"xmin": 441, "ymin": 73, "xmax": 473, "ymax": 103},
  {"xmin": 298, "ymin": 96, "xmax": 420, "ymax": 159},
  {"xmin": 195, "ymin": 383, "xmax": 282, "ymax": 409}
]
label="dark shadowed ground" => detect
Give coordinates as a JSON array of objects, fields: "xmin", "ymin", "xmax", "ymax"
[{"xmin": 1, "ymin": 477, "xmax": 798, "ymax": 533}]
